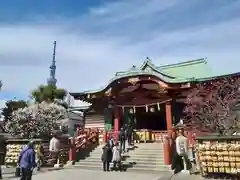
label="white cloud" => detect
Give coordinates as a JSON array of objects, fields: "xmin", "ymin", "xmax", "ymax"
[{"xmin": 0, "ymin": 0, "xmax": 240, "ymax": 98}]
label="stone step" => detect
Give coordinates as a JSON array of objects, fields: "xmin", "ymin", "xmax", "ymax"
[
  {"xmin": 127, "ymin": 153, "xmax": 164, "ymax": 157},
  {"xmin": 84, "ymin": 156, "xmax": 164, "ymax": 162},
  {"xmin": 88, "ymin": 153, "xmax": 165, "ymax": 159},
  {"xmin": 75, "ymin": 143, "xmax": 168, "ymax": 173},
  {"xmin": 131, "ymin": 148, "xmax": 164, "ymax": 151},
  {"xmin": 73, "ymin": 163, "xmax": 169, "ymax": 173},
  {"xmin": 79, "ymin": 158, "xmax": 166, "ymax": 165},
  {"xmin": 76, "ymin": 160, "xmax": 167, "ymax": 168},
  {"xmin": 90, "ymin": 149, "xmax": 165, "ymax": 154}
]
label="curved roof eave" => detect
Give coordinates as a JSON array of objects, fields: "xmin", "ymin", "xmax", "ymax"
[
  {"xmin": 196, "ymin": 72, "xmax": 240, "ymax": 82},
  {"xmin": 75, "ymin": 71, "xmax": 192, "ymax": 95}
]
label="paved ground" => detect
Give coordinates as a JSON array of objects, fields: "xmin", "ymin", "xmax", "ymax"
[
  {"xmin": 1, "ymin": 166, "xmax": 63, "ymax": 179},
  {"xmin": 1, "ymin": 168, "xmax": 211, "ymax": 180},
  {"xmin": 8, "ymin": 169, "xmax": 164, "ymax": 180}
]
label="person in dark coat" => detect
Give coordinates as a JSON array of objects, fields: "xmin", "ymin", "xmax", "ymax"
[
  {"xmin": 101, "ymin": 143, "xmax": 112, "ymax": 171},
  {"xmin": 0, "ymin": 136, "xmax": 7, "ymax": 179},
  {"xmin": 119, "ymin": 127, "xmax": 126, "ymax": 153},
  {"xmin": 171, "ymin": 147, "xmax": 184, "ymax": 174},
  {"xmin": 18, "ymin": 141, "xmax": 36, "ymax": 180},
  {"xmin": 171, "ymin": 129, "xmax": 192, "ymax": 174},
  {"xmin": 127, "ymin": 125, "xmax": 133, "ymax": 147}
]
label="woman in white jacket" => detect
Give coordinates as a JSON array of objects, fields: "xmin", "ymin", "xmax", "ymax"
[{"xmin": 112, "ymin": 142, "xmax": 121, "ymax": 171}]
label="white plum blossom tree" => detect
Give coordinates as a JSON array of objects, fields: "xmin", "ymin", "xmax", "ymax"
[{"xmin": 5, "ymin": 102, "xmax": 67, "ymax": 138}]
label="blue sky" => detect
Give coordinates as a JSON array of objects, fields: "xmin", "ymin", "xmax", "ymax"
[{"xmin": 0, "ymin": 0, "xmax": 240, "ymax": 104}]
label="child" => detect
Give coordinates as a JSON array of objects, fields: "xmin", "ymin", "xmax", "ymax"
[{"xmin": 112, "ymin": 142, "xmax": 122, "ymax": 171}]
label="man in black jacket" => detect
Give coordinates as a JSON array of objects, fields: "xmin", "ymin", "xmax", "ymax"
[
  {"xmin": 119, "ymin": 127, "xmax": 126, "ymax": 153},
  {"xmin": 101, "ymin": 143, "xmax": 112, "ymax": 171},
  {"xmin": 127, "ymin": 125, "xmax": 133, "ymax": 147}
]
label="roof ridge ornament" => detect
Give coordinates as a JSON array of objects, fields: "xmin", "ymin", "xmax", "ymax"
[{"xmin": 146, "ymin": 57, "xmax": 152, "ymax": 62}]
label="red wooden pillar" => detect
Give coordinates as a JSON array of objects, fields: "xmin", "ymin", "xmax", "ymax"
[
  {"xmin": 163, "ymin": 136, "xmax": 171, "ymax": 165},
  {"xmin": 104, "ymin": 131, "xmax": 108, "ymax": 143},
  {"xmin": 68, "ymin": 138, "xmax": 76, "ymax": 164},
  {"xmin": 114, "ymin": 106, "xmax": 120, "ymax": 140},
  {"xmin": 165, "ymin": 102, "xmax": 173, "ymax": 163},
  {"xmin": 165, "ymin": 102, "xmax": 173, "ymax": 132}
]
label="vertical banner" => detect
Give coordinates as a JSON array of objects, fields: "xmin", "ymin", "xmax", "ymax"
[{"xmin": 104, "ymin": 108, "xmax": 112, "ymax": 131}]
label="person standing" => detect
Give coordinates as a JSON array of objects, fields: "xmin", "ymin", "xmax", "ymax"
[
  {"xmin": 172, "ymin": 129, "xmax": 192, "ymax": 174},
  {"xmin": 18, "ymin": 141, "xmax": 36, "ymax": 180},
  {"xmin": 112, "ymin": 142, "xmax": 121, "ymax": 171},
  {"xmin": 0, "ymin": 136, "xmax": 6, "ymax": 179},
  {"xmin": 119, "ymin": 128, "xmax": 126, "ymax": 153},
  {"xmin": 36, "ymin": 142, "xmax": 45, "ymax": 171},
  {"xmin": 108, "ymin": 136, "xmax": 114, "ymax": 149},
  {"xmin": 49, "ymin": 134, "xmax": 60, "ymax": 164},
  {"xmin": 101, "ymin": 143, "xmax": 112, "ymax": 172},
  {"xmin": 127, "ymin": 125, "xmax": 133, "ymax": 147}
]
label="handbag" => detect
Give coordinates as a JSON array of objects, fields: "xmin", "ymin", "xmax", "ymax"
[
  {"xmin": 16, "ymin": 148, "xmax": 28, "ymax": 177},
  {"xmin": 15, "ymin": 166, "xmax": 21, "ymax": 177}
]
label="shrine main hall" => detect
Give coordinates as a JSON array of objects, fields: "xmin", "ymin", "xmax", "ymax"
[{"xmin": 70, "ymin": 58, "xmax": 239, "ymax": 141}]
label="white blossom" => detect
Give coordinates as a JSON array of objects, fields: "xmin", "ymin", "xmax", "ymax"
[{"xmin": 5, "ymin": 102, "xmax": 67, "ymax": 138}]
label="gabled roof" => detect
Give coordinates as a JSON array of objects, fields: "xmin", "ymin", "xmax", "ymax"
[
  {"xmin": 70, "ymin": 58, "xmax": 238, "ymax": 95},
  {"xmin": 114, "ymin": 57, "xmax": 212, "ymax": 83}
]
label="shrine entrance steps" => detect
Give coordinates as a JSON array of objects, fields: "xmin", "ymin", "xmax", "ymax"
[{"xmin": 73, "ymin": 142, "xmax": 169, "ymax": 173}]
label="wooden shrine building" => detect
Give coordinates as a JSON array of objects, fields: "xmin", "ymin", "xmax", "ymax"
[{"xmin": 70, "ymin": 58, "xmax": 239, "ymax": 141}]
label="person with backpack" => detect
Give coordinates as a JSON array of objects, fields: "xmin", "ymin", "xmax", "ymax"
[
  {"xmin": 118, "ymin": 127, "xmax": 126, "ymax": 153},
  {"xmin": 18, "ymin": 141, "xmax": 36, "ymax": 180}
]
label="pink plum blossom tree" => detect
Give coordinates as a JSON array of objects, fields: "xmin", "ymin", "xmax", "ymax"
[{"xmin": 184, "ymin": 76, "xmax": 240, "ymax": 135}]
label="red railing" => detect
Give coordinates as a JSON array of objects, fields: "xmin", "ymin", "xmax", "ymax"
[
  {"xmin": 151, "ymin": 130, "xmax": 168, "ymax": 142},
  {"xmin": 74, "ymin": 128, "xmax": 98, "ymax": 150},
  {"xmin": 68, "ymin": 128, "xmax": 99, "ymax": 162}
]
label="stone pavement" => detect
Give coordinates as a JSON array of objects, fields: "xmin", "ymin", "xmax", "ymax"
[
  {"xmin": 1, "ymin": 166, "xmax": 63, "ymax": 179},
  {"xmin": 164, "ymin": 172, "xmax": 208, "ymax": 180},
  {"xmin": 8, "ymin": 169, "xmax": 163, "ymax": 180},
  {"xmin": 3, "ymin": 168, "xmax": 212, "ymax": 180}
]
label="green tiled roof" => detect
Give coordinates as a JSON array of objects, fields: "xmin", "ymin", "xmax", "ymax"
[
  {"xmin": 72, "ymin": 58, "xmax": 235, "ymax": 95},
  {"xmin": 115, "ymin": 57, "xmax": 212, "ymax": 82},
  {"xmin": 158, "ymin": 58, "xmax": 213, "ymax": 80}
]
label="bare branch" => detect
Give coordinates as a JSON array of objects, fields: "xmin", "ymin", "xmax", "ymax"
[{"xmin": 184, "ymin": 76, "xmax": 240, "ymax": 135}]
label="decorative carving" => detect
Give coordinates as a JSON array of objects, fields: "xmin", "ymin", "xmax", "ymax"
[
  {"xmin": 158, "ymin": 88, "xmax": 167, "ymax": 93},
  {"xmin": 105, "ymin": 87, "xmax": 112, "ymax": 96},
  {"xmin": 128, "ymin": 77, "xmax": 140, "ymax": 85},
  {"xmin": 181, "ymin": 82, "xmax": 191, "ymax": 88},
  {"xmin": 158, "ymin": 81, "xmax": 168, "ymax": 88}
]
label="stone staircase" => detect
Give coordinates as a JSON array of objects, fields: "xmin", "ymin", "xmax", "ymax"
[{"xmin": 74, "ymin": 142, "xmax": 169, "ymax": 173}]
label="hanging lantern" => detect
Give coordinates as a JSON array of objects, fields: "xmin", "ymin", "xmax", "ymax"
[
  {"xmin": 146, "ymin": 105, "xmax": 148, "ymax": 112},
  {"xmin": 157, "ymin": 102, "xmax": 160, "ymax": 111},
  {"xmin": 133, "ymin": 106, "xmax": 136, "ymax": 113},
  {"xmin": 129, "ymin": 108, "xmax": 134, "ymax": 114},
  {"xmin": 150, "ymin": 107, "xmax": 155, "ymax": 112}
]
